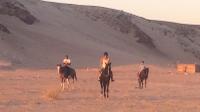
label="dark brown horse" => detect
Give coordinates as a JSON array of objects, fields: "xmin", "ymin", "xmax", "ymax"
[
  {"xmin": 57, "ymin": 64, "xmax": 77, "ymax": 90},
  {"xmin": 99, "ymin": 63, "xmax": 112, "ymax": 98},
  {"xmin": 138, "ymin": 68, "xmax": 149, "ymax": 89}
]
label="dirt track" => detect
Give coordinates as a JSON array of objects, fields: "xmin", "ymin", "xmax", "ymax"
[{"xmin": 1, "ymin": 65, "xmax": 200, "ymax": 112}]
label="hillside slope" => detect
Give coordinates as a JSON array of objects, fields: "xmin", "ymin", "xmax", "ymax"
[{"xmin": 0, "ymin": 0, "xmax": 200, "ymax": 68}]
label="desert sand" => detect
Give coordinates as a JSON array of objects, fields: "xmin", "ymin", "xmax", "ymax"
[{"xmin": 1, "ymin": 65, "xmax": 200, "ymax": 112}]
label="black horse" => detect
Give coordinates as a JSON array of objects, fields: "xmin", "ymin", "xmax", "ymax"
[
  {"xmin": 138, "ymin": 68, "xmax": 149, "ymax": 89},
  {"xmin": 57, "ymin": 64, "xmax": 77, "ymax": 90},
  {"xmin": 99, "ymin": 63, "xmax": 112, "ymax": 98}
]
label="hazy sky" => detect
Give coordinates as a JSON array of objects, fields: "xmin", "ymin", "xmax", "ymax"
[{"xmin": 43, "ymin": 0, "xmax": 200, "ymax": 25}]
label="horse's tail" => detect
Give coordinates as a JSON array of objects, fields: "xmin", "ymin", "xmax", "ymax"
[{"xmin": 71, "ymin": 68, "xmax": 77, "ymax": 81}]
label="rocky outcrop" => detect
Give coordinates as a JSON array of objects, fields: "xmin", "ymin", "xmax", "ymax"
[
  {"xmin": 69, "ymin": 6, "xmax": 133, "ymax": 34},
  {"xmin": 132, "ymin": 24, "xmax": 155, "ymax": 48},
  {"xmin": 0, "ymin": 0, "xmax": 38, "ymax": 25},
  {"xmin": 67, "ymin": 6, "xmax": 156, "ymax": 48},
  {"xmin": 175, "ymin": 25, "xmax": 197, "ymax": 37},
  {"xmin": 0, "ymin": 24, "xmax": 10, "ymax": 34}
]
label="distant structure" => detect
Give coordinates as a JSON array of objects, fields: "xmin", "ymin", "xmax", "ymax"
[{"xmin": 177, "ymin": 64, "xmax": 200, "ymax": 74}]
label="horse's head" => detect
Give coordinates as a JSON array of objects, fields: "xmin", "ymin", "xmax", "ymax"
[
  {"xmin": 57, "ymin": 64, "xmax": 61, "ymax": 67},
  {"xmin": 104, "ymin": 62, "xmax": 111, "ymax": 74},
  {"xmin": 105, "ymin": 62, "xmax": 111, "ymax": 69},
  {"xmin": 56, "ymin": 64, "xmax": 62, "ymax": 73}
]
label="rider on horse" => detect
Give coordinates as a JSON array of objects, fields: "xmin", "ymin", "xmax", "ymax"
[
  {"xmin": 63, "ymin": 55, "xmax": 71, "ymax": 74},
  {"xmin": 98, "ymin": 52, "xmax": 114, "ymax": 81},
  {"xmin": 63, "ymin": 55, "xmax": 71, "ymax": 66},
  {"xmin": 138, "ymin": 61, "xmax": 146, "ymax": 79}
]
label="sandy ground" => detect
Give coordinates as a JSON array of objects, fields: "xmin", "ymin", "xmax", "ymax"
[{"xmin": 1, "ymin": 65, "xmax": 200, "ymax": 112}]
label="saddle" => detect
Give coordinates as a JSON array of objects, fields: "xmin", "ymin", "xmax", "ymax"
[{"xmin": 62, "ymin": 66, "xmax": 71, "ymax": 76}]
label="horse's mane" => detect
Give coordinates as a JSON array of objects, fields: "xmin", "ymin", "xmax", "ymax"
[{"xmin": 102, "ymin": 63, "xmax": 111, "ymax": 75}]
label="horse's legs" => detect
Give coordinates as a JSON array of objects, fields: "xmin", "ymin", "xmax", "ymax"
[
  {"xmin": 66, "ymin": 78, "xmax": 69, "ymax": 87},
  {"xmin": 60, "ymin": 77, "xmax": 62, "ymax": 87},
  {"xmin": 74, "ymin": 73, "xmax": 77, "ymax": 81},
  {"xmin": 71, "ymin": 77, "xmax": 75, "ymax": 90},
  {"xmin": 100, "ymin": 81, "xmax": 103, "ymax": 95},
  {"xmin": 103, "ymin": 82, "xmax": 106, "ymax": 98},
  {"xmin": 66, "ymin": 78, "xmax": 70, "ymax": 89},
  {"xmin": 72, "ymin": 74, "xmax": 75, "ymax": 84},
  {"xmin": 60, "ymin": 78, "xmax": 63, "ymax": 90},
  {"xmin": 138, "ymin": 79, "xmax": 141, "ymax": 88},
  {"xmin": 145, "ymin": 79, "xmax": 147, "ymax": 88},
  {"xmin": 60, "ymin": 83, "xmax": 63, "ymax": 89},
  {"xmin": 61, "ymin": 78, "xmax": 65, "ymax": 91},
  {"xmin": 106, "ymin": 81, "xmax": 110, "ymax": 98},
  {"xmin": 63, "ymin": 82, "xmax": 65, "ymax": 90},
  {"xmin": 141, "ymin": 80, "xmax": 144, "ymax": 89},
  {"xmin": 60, "ymin": 80, "xmax": 63, "ymax": 88}
]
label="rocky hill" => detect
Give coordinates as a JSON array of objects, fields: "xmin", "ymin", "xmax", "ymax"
[{"xmin": 0, "ymin": 0, "xmax": 200, "ymax": 69}]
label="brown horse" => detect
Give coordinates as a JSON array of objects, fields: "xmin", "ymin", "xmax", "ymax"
[
  {"xmin": 99, "ymin": 63, "xmax": 112, "ymax": 98},
  {"xmin": 138, "ymin": 68, "xmax": 149, "ymax": 89},
  {"xmin": 57, "ymin": 64, "xmax": 77, "ymax": 90}
]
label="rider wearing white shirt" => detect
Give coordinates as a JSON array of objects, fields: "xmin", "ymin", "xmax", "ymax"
[
  {"xmin": 63, "ymin": 55, "xmax": 71, "ymax": 66},
  {"xmin": 139, "ymin": 61, "xmax": 145, "ymax": 72},
  {"xmin": 138, "ymin": 61, "xmax": 145, "ymax": 78},
  {"xmin": 99, "ymin": 52, "xmax": 114, "ymax": 81}
]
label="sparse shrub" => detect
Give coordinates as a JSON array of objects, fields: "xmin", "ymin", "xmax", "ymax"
[
  {"xmin": 42, "ymin": 88, "xmax": 61, "ymax": 100},
  {"xmin": 0, "ymin": 1, "xmax": 38, "ymax": 25}
]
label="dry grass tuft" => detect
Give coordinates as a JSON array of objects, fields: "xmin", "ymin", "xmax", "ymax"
[{"xmin": 42, "ymin": 88, "xmax": 61, "ymax": 100}]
